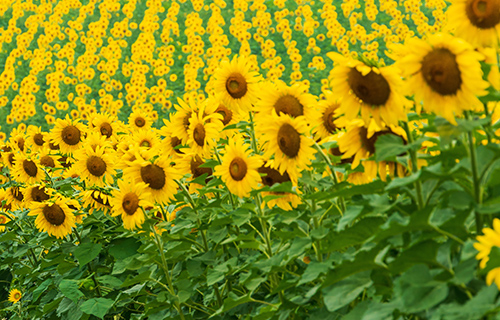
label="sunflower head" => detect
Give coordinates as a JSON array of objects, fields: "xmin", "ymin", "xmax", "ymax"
[{"xmin": 8, "ymin": 289, "xmax": 22, "ymax": 303}]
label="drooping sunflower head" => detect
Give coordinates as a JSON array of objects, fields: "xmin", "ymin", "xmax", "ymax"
[
  {"xmin": 80, "ymin": 188, "xmax": 112, "ymax": 215},
  {"xmin": 258, "ymin": 163, "xmax": 302, "ymax": 211},
  {"xmin": 447, "ymin": 0, "xmax": 500, "ymax": 47},
  {"xmin": 23, "ymin": 184, "xmax": 53, "ymax": 206},
  {"xmin": 0, "ymin": 214, "xmax": 11, "ymax": 232},
  {"xmin": 213, "ymin": 55, "xmax": 261, "ymax": 112}
]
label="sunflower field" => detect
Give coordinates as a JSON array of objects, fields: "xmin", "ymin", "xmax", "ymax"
[{"xmin": 3, "ymin": 0, "xmax": 500, "ymax": 319}]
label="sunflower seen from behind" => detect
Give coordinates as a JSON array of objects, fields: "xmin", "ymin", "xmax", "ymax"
[
  {"xmin": 110, "ymin": 179, "xmax": 152, "ymax": 230},
  {"xmin": 213, "ymin": 55, "xmax": 261, "ymax": 113},
  {"xmin": 214, "ymin": 136, "xmax": 263, "ymax": 198},
  {"xmin": 327, "ymin": 52, "xmax": 409, "ymax": 127},
  {"xmin": 392, "ymin": 33, "xmax": 489, "ymax": 125},
  {"xmin": 28, "ymin": 196, "xmax": 76, "ymax": 239}
]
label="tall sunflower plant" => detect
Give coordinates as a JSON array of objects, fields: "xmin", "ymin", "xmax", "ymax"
[{"xmin": 4, "ymin": 7, "xmax": 500, "ymax": 320}]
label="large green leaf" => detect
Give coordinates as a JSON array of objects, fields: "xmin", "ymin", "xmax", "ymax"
[
  {"xmin": 80, "ymin": 298, "xmax": 114, "ymax": 319},
  {"xmin": 59, "ymin": 279, "xmax": 84, "ymax": 303},
  {"xmin": 322, "ymin": 271, "xmax": 373, "ymax": 312},
  {"xmin": 73, "ymin": 242, "xmax": 102, "ymax": 266}
]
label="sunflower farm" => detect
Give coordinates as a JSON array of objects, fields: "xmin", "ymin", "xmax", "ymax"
[{"xmin": 2, "ymin": 0, "xmax": 500, "ymax": 319}]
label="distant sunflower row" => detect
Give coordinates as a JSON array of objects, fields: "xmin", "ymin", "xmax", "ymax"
[{"xmin": 0, "ymin": 31, "xmax": 495, "ymax": 238}]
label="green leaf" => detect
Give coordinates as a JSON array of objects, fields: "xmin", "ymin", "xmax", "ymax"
[
  {"xmin": 80, "ymin": 298, "xmax": 114, "ymax": 319},
  {"xmin": 389, "ymin": 240, "xmax": 442, "ymax": 274},
  {"xmin": 73, "ymin": 242, "xmax": 102, "ymax": 266},
  {"xmin": 59, "ymin": 279, "xmax": 84, "ymax": 303},
  {"xmin": 385, "ymin": 171, "xmax": 421, "ymax": 190},
  {"xmin": 32, "ymin": 279, "xmax": 52, "ymax": 302},
  {"xmin": 217, "ymin": 292, "xmax": 252, "ymax": 314},
  {"xmin": 326, "ymin": 217, "xmax": 385, "ymax": 252},
  {"xmin": 298, "ymin": 261, "xmax": 332, "ymax": 286},
  {"xmin": 108, "ymin": 238, "xmax": 140, "ymax": 260},
  {"xmin": 322, "ymin": 271, "xmax": 373, "ymax": 312},
  {"xmin": 375, "ymin": 134, "xmax": 408, "ymax": 162}
]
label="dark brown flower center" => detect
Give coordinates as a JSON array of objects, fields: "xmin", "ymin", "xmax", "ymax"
[
  {"xmin": 190, "ymin": 155, "xmax": 212, "ymax": 179},
  {"xmin": 329, "ymin": 147, "xmax": 354, "ymax": 164},
  {"xmin": 43, "ymin": 203, "xmax": 65, "ymax": 226},
  {"xmin": 466, "ymin": 0, "xmax": 500, "ymax": 29},
  {"xmin": 278, "ymin": 123, "xmax": 301, "ymax": 158},
  {"xmin": 421, "ymin": 48, "xmax": 462, "ymax": 96},
  {"xmin": 322, "ymin": 104, "xmax": 339, "ymax": 133},
  {"xmin": 215, "ymin": 105, "xmax": 233, "ymax": 125},
  {"xmin": 140, "ymin": 139, "xmax": 151, "ymax": 148},
  {"xmin": 229, "ymin": 157, "xmax": 248, "ymax": 181},
  {"xmin": 141, "ymin": 164, "xmax": 166, "ymax": 190},
  {"xmin": 91, "ymin": 190, "xmax": 110, "ymax": 206},
  {"xmin": 62, "ymin": 125, "xmax": 81, "ymax": 146},
  {"xmin": 274, "ymin": 94, "xmax": 304, "ymax": 117},
  {"xmin": 8, "ymin": 153, "xmax": 15, "ymax": 166},
  {"xmin": 193, "ymin": 124, "xmax": 206, "ymax": 147},
  {"xmin": 33, "ymin": 133, "xmax": 45, "ymax": 146},
  {"xmin": 348, "ymin": 68, "xmax": 391, "ymax": 106},
  {"xmin": 11, "ymin": 187, "xmax": 23, "ymax": 201},
  {"xmin": 225, "ymin": 73, "xmax": 248, "ymax": 99},
  {"xmin": 135, "ymin": 117, "xmax": 146, "ymax": 127},
  {"xmin": 23, "ymin": 160, "xmax": 38, "ymax": 177},
  {"xmin": 258, "ymin": 165, "xmax": 291, "ymax": 186},
  {"xmin": 171, "ymin": 136, "xmax": 184, "ymax": 154},
  {"xmin": 100, "ymin": 122, "xmax": 113, "ymax": 138},
  {"xmin": 183, "ymin": 113, "xmax": 192, "ymax": 130},
  {"xmin": 31, "ymin": 186, "xmax": 49, "ymax": 202},
  {"xmin": 122, "ymin": 192, "xmax": 139, "ymax": 215},
  {"xmin": 40, "ymin": 156, "xmax": 55, "ymax": 168},
  {"xmin": 49, "ymin": 142, "xmax": 59, "ymax": 150},
  {"xmin": 86, "ymin": 156, "xmax": 107, "ymax": 177},
  {"xmin": 17, "ymin": 138, "xmax": 25, "ymax": 151},
  {"xmin": 59, "ymin": 156, "xmax": 72, "ymax": 168}
]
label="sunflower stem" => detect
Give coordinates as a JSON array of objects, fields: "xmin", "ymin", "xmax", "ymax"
[
  {"xmin": 151, "ymin": 225, "xmax": 185, "ymax": 320},
  {"xmin": 213, "ymin": 147, "xmax": 236, "ymax": 210},
  {"xmin": 464, "ymin": 112, "xmax": 483, "ymax": 233},
  {"xmin": 313, "ymin": 141, "xmax": 346, "ymax": 212},
  {"xmin": 402, "ymin": 121, "xmax": 424, "ymax": 210}
]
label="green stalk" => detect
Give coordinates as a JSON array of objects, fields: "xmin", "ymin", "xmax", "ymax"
[
  {"xmin": 464, "ymin": 113, "xmax": 483, "ymax": 233},
  {"xmin": 151, "ymin": 226, "xmax": 186, "ymax": 320},
  {"xmin": 402, "ymin": 121, "xmax": 424, "ymax": 210}
]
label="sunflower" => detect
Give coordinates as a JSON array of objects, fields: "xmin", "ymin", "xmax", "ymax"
[
  {"xmin": 48, "ymin": 115, "xmax": 86, "ymax": 155},
  {"xmin": 9, "ymin": 127, "xmax": 27, "ymax": 152},
  {"xmin": 159, "ymin": 119, "xmax": 186, "ymax": 160},
  {"xmin": 176, "ymin": 152, "xmax": 213, "ymax": 193},
  {"xmin": 26, "ymin": 126, "xmax": 47, "ymax": 152},
  {"xmin": 169, "ymin": 97, "xmax": 199, "ymax": 144},
  {"xmin": 131, "ymin": 128, "xmax": 162, "ymax": 153},
  {"xmin": 28, "ymin": 197, "xmax": 76, "ymax": 239},
  {"xmin": 255, "ymin": 80, "xmax": 318, "ymax": 121},
  {"xmin": 258, "ymin": 163, "xmax": 302, "ymax": 211},
  {"xmin": 123, "ymin": 155, "xmax": 181, "ymax": 205},
  {"xmin": 186, "ymin": 106, "xmax": 224, "ymax": 157},
  {"xmin": 213, "ymin": 55, "xmax": 261, "ymax": 113},
  {"xmin": 0, "ymin": 214, "xmax": 11, "ymax": 232},
  {"xmin": 214, "ymin": 137, "xmax": 263, "ymax": 198},
  {"xmin": 73, "ymin": 144, "xmax": 116, "ymax": 187},
  {"xmin": 337, "ymin": 119, "xmax": 407, "ymax": 170},
  {"xmin": 110, "ymin": 179, "xmax": 152, "ymax": 230},
  {"xmin": 90, "ymin": 112, "xmax": 122, "ymax": 141},
  {"xmin": 8, "ymin": 289, "xmax": 22, "ymax": 303},
  {"xmin": 346, "ymin": 160, "xmax": 379, "ymax": 185},
  {"xmin": 206, "ymin": 94, "xmax": 247, "ymax": 139},
  {"xmin": 1, "ymin": 144, "xmax": 18, "ymax": 170},
  {"xmin": 257, "ymin": 111, "xmax": 316, "ymax": 183},
  {"xmin": 22, "ymin": 184, "xmax": 53, "ymax": 206},
  {"xmin": 5, "ymin": 186, "xmax": 26, "ymax": 211},
  {"xmin": 80, "ymin": 188, "xmax": 112, "ymax": 215},
  {"xmin": 128, "ymin": 109, "xmax": 153, "ymax": 132},
  {"xmin": 327, "ymin": 52, "xmax": 409, "ymax": 127},
  {"xmin": 311, "ymin": 90, "xmax": 343, "ymax": 140},
  {"xmin": 446, "ymin": 0, "xmax": 500, "ymax": 47},
  {"xmin": 391, "ymin": 33, "xmax": 489, "ymax": 125},
  {"xmin": 11, "ymin": 153, "xmax": 45, "ymax": 184},
  {"xmin": 475, "ymin": 218, "xmax": 500, "ymax": 288}
]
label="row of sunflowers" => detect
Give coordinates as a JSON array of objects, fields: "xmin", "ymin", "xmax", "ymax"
[{"xmin": 3, "ymin": 0, "xmax": 500, "ymax": 319}]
